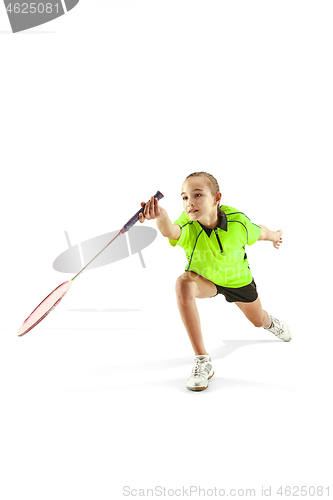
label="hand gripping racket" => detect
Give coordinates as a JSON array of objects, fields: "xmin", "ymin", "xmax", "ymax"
[{"xmin": 17, "ymin": 190, "xmax": 164, "ymax": 337}]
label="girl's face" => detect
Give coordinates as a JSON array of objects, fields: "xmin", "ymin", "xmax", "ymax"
[{"xmin": 181, "ymin": 177, "xmax": 221, "ymax": 221}]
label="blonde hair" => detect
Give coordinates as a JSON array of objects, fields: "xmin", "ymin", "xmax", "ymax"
[{"xmin": 185, "ymin": 171, "xmax": 224, "ymax": 220}]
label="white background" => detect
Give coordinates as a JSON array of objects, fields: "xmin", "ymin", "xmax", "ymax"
[{"xmin": 1, "ymin": 1, "xmax": 332, "ymax": 499}]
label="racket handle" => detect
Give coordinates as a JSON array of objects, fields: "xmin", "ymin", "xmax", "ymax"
[{"xmin": 122, "ymin": 190, "xmax": 164, "ymax": 233}]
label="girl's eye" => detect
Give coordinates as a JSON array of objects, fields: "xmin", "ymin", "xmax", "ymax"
[{"xmin": 182, "ymin": 194, "xmax": 202, "ymax": 200}]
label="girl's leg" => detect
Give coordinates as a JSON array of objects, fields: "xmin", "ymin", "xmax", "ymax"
[
  {"xmin": 235, "ymin": 297, "xmax": 293, "ymax": 341},
  {"xmin": 234, "ymin": 297, "xmax": 271, "ymax": 327},
  {"xmin": 175, "ymin": 271, "xmax": 217, "ymax": 355}
]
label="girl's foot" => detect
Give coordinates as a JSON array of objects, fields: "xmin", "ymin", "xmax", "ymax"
[
  {"xmin": 263, "ymin": 315, "xmax": 293, "ymax": 342},
  {"xmin": 186, "ymin": 355, "xmax": 214, "ymax": 391}
]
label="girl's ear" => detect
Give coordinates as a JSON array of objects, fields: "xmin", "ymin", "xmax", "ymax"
[{"xmin": 215, "ymin": 192, "xmax": 222, "ymax": 204}]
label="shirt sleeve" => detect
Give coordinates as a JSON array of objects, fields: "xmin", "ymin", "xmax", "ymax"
[
  {"xmin": 168, "ymin": 211, "xmax": 191, "ymax": 248},
  {"xmin": 244, "ymin": 215, "xmax": 262, "ymax": 246}
]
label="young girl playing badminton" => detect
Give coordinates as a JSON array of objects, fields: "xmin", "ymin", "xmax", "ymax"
[{"xmin": 139, "ymin": 172, "xmax": 292, "ymax": 391}]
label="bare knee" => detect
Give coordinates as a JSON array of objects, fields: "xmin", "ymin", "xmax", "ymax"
[
  {"xmin": 253, "ymin": 318, "xmax": 265, "ymax": 328},
  {"xmin": 252, "ymin": 315, "xmax": 266, "ymax": 328},
  {"xmin": 175, "ymin": 273, "xmax": 197, "ymax": 302}
]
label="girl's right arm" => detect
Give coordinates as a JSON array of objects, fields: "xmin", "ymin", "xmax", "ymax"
[{"xmin": 138, "ymin": 196, "xmax": 181, "ymax": 240}]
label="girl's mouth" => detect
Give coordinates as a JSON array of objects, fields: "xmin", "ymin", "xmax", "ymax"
[{"xmin": 189, "ymin": 210, "xmax": 198, "ymax": 214}]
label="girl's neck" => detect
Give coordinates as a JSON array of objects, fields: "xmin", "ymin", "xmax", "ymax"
[{"xmin": 198, "ymin": 212, "xmax": 219, "ymax": 229}]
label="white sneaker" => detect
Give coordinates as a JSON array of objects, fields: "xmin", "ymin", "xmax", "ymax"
[
  {"xmin": 263, "ymin": 315, "xmax": 293, "ymax": 342},
  {"xmin": 186, "ymin": 355, "xmax": 214, "ymax": 391}
]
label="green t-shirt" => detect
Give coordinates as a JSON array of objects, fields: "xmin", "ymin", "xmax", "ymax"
[{"xmin": 169, "ymin": 205, "xmax": 262, "ymax": 288}]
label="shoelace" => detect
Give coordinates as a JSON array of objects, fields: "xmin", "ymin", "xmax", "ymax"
[
  {"xmin": 192, "ymin": 358, "xmax": 206, "ymax": 376},
  {"xmin": 271, "ymin": 318, "xmax": 284, "ymax": 337}
]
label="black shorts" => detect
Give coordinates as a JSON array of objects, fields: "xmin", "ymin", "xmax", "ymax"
[{"xmin": 210, "ymin": 278, "xmax": 258, "ymax": 303}]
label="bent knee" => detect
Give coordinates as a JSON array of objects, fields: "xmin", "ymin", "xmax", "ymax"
[
  {"xmin": 175, "ymin": 273, "xmax": 198, "ymax": 301},
  {"xmin": 252, "ymin": 321, "xmax": 264, "ymax": 328},
  {"xmin": 253, "ymin": 318, "xmax": 265, "ymax": 328}
]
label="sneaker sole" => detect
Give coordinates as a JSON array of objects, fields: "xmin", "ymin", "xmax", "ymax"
[{"xmin": 187, "ymin": 371, "xmax": 215, "ymax": 391}]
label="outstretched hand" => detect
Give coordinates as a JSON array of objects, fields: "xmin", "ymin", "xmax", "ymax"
[
  {"xmin": 139, "ymin": 196, "xmax": 167, "ymax": 223},
  {"xmin": 273, "ymin": 230, "xmax": 283, "ymax": 249}
]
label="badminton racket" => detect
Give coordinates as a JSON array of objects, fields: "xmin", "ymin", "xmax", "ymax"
[{"xmin": 17, "ymin": 190, "xmax": 164, "ymax": 337}]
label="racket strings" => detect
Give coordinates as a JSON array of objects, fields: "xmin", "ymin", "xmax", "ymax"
[{"xmin": 17, "ymin": 281, "xmax": 71, "ymax": 336}]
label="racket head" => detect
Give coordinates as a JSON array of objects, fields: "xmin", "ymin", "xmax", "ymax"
[{"xmin": 17, "ymin": 280, "xmax": 72, "ymax": 337}]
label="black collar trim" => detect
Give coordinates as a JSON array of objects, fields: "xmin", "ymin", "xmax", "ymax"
[{"xmin": 197, "ymin": 210, "xmax": 228, "ymax": 237}]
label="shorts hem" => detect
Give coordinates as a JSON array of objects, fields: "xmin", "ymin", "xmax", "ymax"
[{"xmin": 210, "ymin": 278, "xmax": 258, "ymax": 303}]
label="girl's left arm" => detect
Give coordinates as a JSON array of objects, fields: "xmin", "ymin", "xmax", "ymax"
[{"xmin": 258, "ymin": 225, "xmax": 283, "ymax": 249}]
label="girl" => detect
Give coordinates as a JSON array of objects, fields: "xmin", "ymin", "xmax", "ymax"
[{"xmin": 139, "ymin": 172, "xmax": 292, "ymax": 391}]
